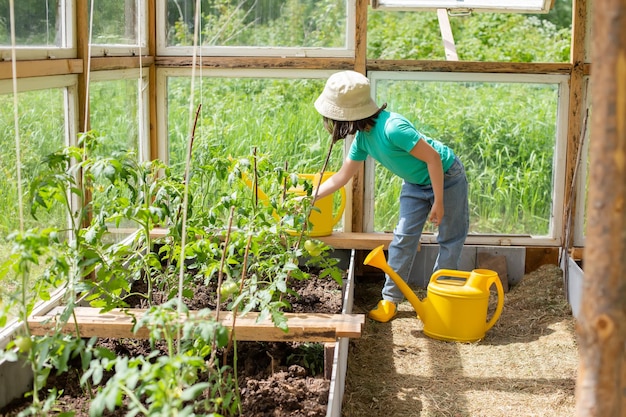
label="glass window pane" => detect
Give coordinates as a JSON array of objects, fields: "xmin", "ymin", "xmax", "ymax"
[
  {"xmin": 0, "ymin": 88, "xmax": 67, "ymax": 237},
  {"xmin": 0, "ymin": 0, "xmax": 66, "ymax": 47},
  {"xmin": 0, "ymin": 88, "xmax": 67, "ymax": 320},
  {"xmin": 89, "ymin": 0, "xmax": 141, "ymax": 45},
  {"xmin": 90, "ymin": 77, "xmax": 142, "ymax": 240},
  {"xmin": 90, "ymin": 78, "xmax": 140, "ymax": 154},
  {"xmin": 367, "ymin": 8, "xmax": 571, "ymax": 62},
  {"xmin": 371, "ymin": 0, "xmax": 552, "ymax": 13},
  {"xmin": 166, "ymin": 75, "xmax": 344, "ymax": 213},
  {"xmin": 166, "ymin": 0, "xmax": 347, "ymax": 48},
  {"xmin": 372, "ymin": 79, "xmax": 560, "ymax": 236}
]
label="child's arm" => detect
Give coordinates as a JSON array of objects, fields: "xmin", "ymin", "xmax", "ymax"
[
  {"xmin": 410, "ymin": 140, "xmax": 445, "ymax": 226},
  {"xmin": 314, "ymin": 158, "xmax": 362, "ymax": 201}
]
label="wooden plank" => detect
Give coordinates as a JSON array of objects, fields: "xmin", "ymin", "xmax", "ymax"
[
  {"xmin": 90, "ymin": 56, "xmax": 154, "ymax": 71},
  {"xmin": 571, "ymin": 247, "xmax": 584, "ymax": 262},
  {"xmin": 354, "ymin": 0, "xmax": 368, "ymax": 74},
  {"xmin": 28, "ymin": 307, "xmax": 365, "ymax": 342},
  {"xmin": 156, "ymin": 56, "xmax": 354, "ymax": 70},
  {"xmin": 368, "ymin": 60, "xmax": 572, "ymax": 74},
  {"xmin": 525, "ymin": 247, "xmax": 559, "ymax": 273},
  {"xmin": 148, "ymin": 0, "xmax": 158, "ymax": 161},
  {"xmin": 0, "ymin": 59, "xmax": 82, "ymax": 80},
  {"xmin": 561, "ymin": 0, "xmax": 588, "ymax": 253},
  {"xmin": 437, "ymin": 9, "xmax": 458, "ymax": 61},
  {"xmin": 318, "ymin": 232, "xmax": 392, "ymax": 250}
]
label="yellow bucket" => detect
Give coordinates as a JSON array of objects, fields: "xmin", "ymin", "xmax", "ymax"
[
  {"xmin": 242, "ymin": 171, "xmax": 346, "ymax": 237},
  {"xmin": 290, "ymin": 172, "xmax": 346, "ymax": 237}
]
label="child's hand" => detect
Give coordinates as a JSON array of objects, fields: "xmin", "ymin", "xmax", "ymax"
[{"xmin": 429, "ymin": 201, "xmax": 444, "ymax": 227}]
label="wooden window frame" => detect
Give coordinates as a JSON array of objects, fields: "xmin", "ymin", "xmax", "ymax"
[
  {"xmin": 155, "ymin": 1, "xmax": 356, "ymax": 58},
  {"xmin": 88, "ymin": 0, "xmax": 149, "ymax": 57},
  {"xmin": 0, "ymin": 0, "xmax": 75, "ymax": 60},
  {"xmin": 366, "ymin": 70, "xmax": 570, "ymax": 246},
  {"xmin": 370, "ymin": 0, "xmax": 553, "ymax": 14}
]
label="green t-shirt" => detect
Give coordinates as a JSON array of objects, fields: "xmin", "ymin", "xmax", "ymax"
[{"xmin": 348, "ymin": 111, "xmax": 456, "ymax": 185}]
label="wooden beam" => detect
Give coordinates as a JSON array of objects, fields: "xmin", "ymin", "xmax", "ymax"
[
  {"xmin": 155, "ymin": 56, "xmax": 354, "ymax": 70},
  {"xmin": 354, "ymin": 0, "xmax": 368, "ymax": 74},
  {"xmin": 367, "ymin": 60, "xmax": 572, "ymax": 74},
  {"xmin": 0, "ymin": 56, "xmax": 158, "ymax": 80},
  {"xmin": 90, "ymin": 56, "xmax": 154, "ymax": 71},
  {"xmin": 576, "ymin": 0, "xmax": 626, "ymax": 414},
  {"xmin": 76, "ymin": 0, "xmax": 89, "ymax": 133},
  {"xmin": 0, "ymin": 59, "xmax": 82, "ymax": 80},
  {"xmin": 562, "ymin": 0, "xmax": 588, "ymax": 254},
  {"xmin": 28, "ymin": 307, "xmax": 365, "ymax": 343},
  {"xmin": 351, "ymin": 1, "xmax": 368, "ymax": 233},
  {"xmin": 148, "ymin": 0, "xmax": 158, "ymax": 161}
]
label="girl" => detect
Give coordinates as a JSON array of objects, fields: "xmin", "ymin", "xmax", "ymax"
[{"xmin": 312, "ymin": 70, "xmax": 469, "ymax": 322}]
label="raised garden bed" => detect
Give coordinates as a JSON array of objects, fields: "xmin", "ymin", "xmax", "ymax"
[
  {"xmin": 0, "ymin": 249, "xmax": 361, "ymax": 416},
  {"xmin": 0, "ymin": 143, "xmax": 365, "ymax": 416}
]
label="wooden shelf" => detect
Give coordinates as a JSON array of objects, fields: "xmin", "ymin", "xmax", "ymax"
[
  {"xmin": 318, "ymin": 232, "xmax": 393, "ymax": 250},
  {"xmin": 28, "ymin": 307, "xmax": 365, "ymax": 343}
]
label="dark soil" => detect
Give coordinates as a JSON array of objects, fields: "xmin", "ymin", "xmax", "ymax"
[{"xmin": 1, "ymin": 270, "xmax": 344, "ymax": 417}]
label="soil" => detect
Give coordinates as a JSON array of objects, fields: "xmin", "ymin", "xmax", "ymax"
[{"xmin": 0, "ymin": 269, "xmax": 344, "ymax": 417}]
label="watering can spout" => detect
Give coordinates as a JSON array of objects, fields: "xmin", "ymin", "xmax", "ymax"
[{"xmin": 363, "ymin": 245, "xmax": 427, "ymax": 320}]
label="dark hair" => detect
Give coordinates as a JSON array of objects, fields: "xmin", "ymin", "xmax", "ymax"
[{"xmin": 323, "ymin": 103, "xmax": 388, "ymax": 142}]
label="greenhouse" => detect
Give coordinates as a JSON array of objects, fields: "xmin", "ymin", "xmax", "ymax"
[{"xmin": 0, "ymin": 1, "xmax": 624, "ymax": 416}]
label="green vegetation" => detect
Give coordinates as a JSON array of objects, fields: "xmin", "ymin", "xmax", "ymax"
[
  {"xmin": 373, "ymin": 79, "xmax": 559, "ymax": 234},
  {"xmin": 0, "ymin": 1, "xmax": 575, "ymax": 413},
  {"xmin": 1, "ymin": 133, "xmax": 342, "ymax": 415},
  {"xmin": 0, "ymin": 89, "xmax": 67, "ymax": 234},
  {"xmin": 368, "ymin": 5, "xmax": 571, "ymax": 62},
  {"xmin": 0, "ymin": 2, "xmax": 573, "ymax": 242},
  {"xmin": 167, "ymin": 0, "xmax": 347, "ymax": 47}
]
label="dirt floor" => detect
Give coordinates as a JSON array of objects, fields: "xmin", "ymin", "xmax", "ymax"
[{"xmin": 342, "ymin": 264, "xmax": 577, "ymax": 417}]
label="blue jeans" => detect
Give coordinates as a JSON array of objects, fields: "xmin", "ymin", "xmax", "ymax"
[{"xmin": 382, "ymin": 157, "xmax": 469, "ymax": 303}]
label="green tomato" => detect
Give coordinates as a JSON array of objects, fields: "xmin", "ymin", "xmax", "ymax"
[
  {"xmin": 304, "ymin": 239, "xmax": 323, "ymax": 257},
  {"xmin": 14, "ymin": 335, "xmax": 32, "ymax": 353},
  {"xmin": 220, "ymin": 280, "xmax": 239, "ymax": 298}
]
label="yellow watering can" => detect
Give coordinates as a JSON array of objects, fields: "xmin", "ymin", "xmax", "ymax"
[
  {"xmin": 364, "ymin": 245, "xmax": 505, "ymax": 342},
  {"xmin": 243, "ymin": 171, "xmax": 346, "ymax": 237}
]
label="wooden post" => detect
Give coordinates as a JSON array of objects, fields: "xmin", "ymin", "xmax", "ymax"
[
  {"xmin": 76, "ymin": 0, "xmax": 90, "ymax": 134},
  {"xmin": 148, "ymin": 0, "xmax": 158, "ymax": 161},
  {"xmin": 75, "ymin": 0, "xmax": 93, "ymax": 229},
  {"xmin": 562, "ymin": 0, "xmax": 588, "ymax": 254},
  {"xmin": 575, "ymin": 0, "xmax": 626, "ymax": 415},
  {"xmin": 352, "ymin": 0, "xmax": 368, "ymax": 234}
]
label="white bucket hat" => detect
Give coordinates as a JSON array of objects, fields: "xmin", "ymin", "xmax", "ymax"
[{"xmin": 314, "ymin": 71, "xmax": 380, "ymax": 121}]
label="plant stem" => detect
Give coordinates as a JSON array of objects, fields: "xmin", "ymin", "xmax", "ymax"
[{"xmin": 176, "ymin": 103, "xmax": 202, "ymax": 353}]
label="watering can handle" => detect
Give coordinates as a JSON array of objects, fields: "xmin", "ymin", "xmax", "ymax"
[
  {"xmin": 429, "ymin": 269, "xmax": 471, "ymax": 284},
  {"xmin": 431, "ymin": 269, "xmax": 505, "ymax": 331},
  {"xmin": 486, "ymin": 275, "xmax": 504, "ymax": 332}
]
